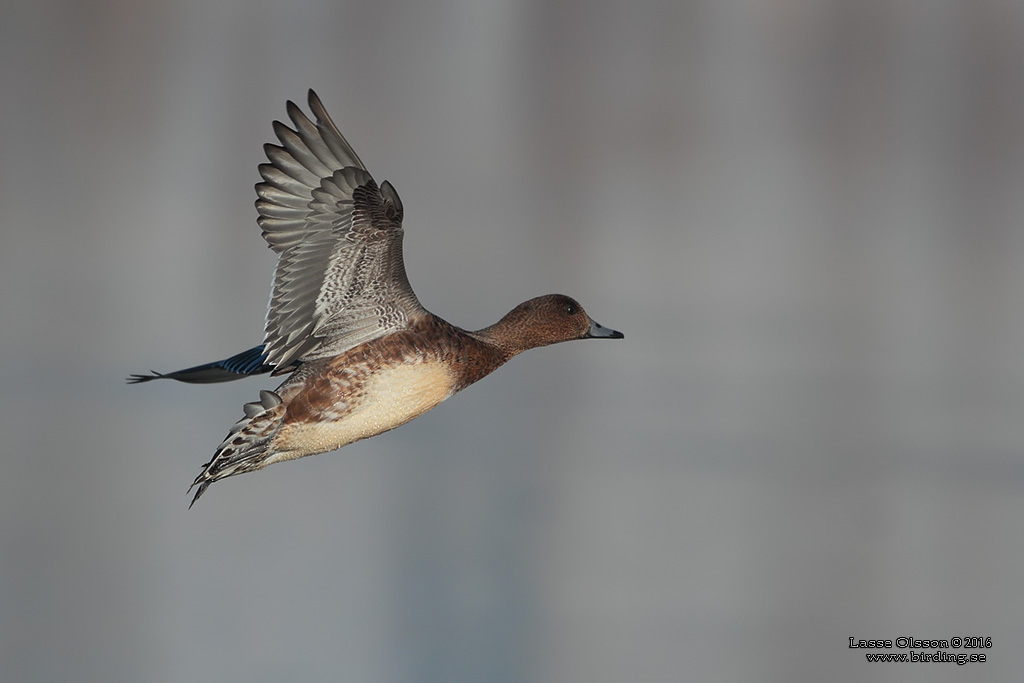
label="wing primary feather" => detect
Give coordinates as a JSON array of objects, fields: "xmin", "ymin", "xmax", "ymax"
[
  {"xmin": 258, "ymin": 163, "xmax": 309, "ymax": 196},
  {"xmin": 286, "ymin": 100, "xmax": 339, "ymax": 171},
  {"xmin": 264, "ymin": 144, "xmax": 319, "ymax": 186},
  {"xmin": 308, "ymin": 90, "xmax": 366, "ymax": 171},
  {"xmin": 256, "ymin": 183, "xmax": 307, "ymax": 208},
  {"xmin": 272, "ymin": 121, "xmax": 333, "ymax": 178}
]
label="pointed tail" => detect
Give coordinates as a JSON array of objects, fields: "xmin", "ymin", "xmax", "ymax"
[{"xmin": 127, "ymin": 345, "xmax": 284, "ymax": 384}]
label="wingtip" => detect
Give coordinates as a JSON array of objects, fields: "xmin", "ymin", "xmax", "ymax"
[{"xmin": 284, "ymin": 99, "xmax": 304, "ymax": 124}]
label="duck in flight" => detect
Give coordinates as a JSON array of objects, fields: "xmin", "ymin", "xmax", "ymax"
[{"xmin": 131, "ymin": 91, "xmax": 623, "ymax": 507}]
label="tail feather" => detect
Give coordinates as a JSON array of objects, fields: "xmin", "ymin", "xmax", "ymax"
[
  {"xmin": 128, "ymin": 345, "xmax": 284, "ymax": 385},
  {"xmin": 189, "ymin": 389, "xmax": 285, "ymax": 507}
]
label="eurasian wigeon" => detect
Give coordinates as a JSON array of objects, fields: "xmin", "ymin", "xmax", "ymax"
[{"xmin": 131, "ymin": 91, "xmax": 623, "ymax": 506}]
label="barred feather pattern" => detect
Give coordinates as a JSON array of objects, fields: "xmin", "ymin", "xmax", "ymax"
[{"xmin": 188, "ymin": 389, "xmax": 287, "ymax": 507}]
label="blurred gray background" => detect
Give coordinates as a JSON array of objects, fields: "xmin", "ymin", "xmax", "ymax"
[{"xmin": 2, "ymin": 1, "xmax": 1023, "ymax": 682}]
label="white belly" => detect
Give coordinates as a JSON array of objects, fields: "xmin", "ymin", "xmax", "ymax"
[{"xmin": 268, "ymin": 360, "xmax": 456, "ymax": 463}]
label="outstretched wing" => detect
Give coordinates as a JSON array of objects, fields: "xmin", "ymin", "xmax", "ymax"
[{"xmin": 255, "ymin": 90, "xmax": 427, "ymax": 370}]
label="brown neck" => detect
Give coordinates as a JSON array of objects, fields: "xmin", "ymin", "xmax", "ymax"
[
  {"xmin": 468, "ymin": 328, "xmax": 514, "ymax": 358},
  {"xmin": 450, "ymin": 326, "xmax": 512, "ymax": 390},
  {"xmin": 468, "ymin": 306, "xmax": 552, "ymax": 358}
]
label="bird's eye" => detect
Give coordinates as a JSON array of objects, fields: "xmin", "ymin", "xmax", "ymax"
[{"xmin": 565, "ymin": 303, "xmax": 578, "ymax": 316}]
